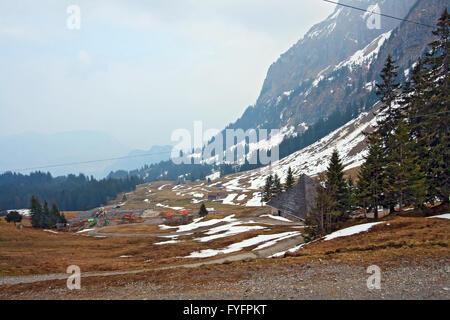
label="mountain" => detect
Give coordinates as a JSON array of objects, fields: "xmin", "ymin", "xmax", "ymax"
[
  {"xmin": 218, "ymin": 101, "xmax": 382, "ymax": 193},
  {"xmin": 110, "ymin": 0, "xmax": 446, "ymax": 184},
  {"xmin": 214, "ymin": 0, "xmax": 448, "ymax": 190},
  {"xmin": 225, "ymin": 0, "xmax": 436, "ymax": 135},
  {"xmin": 0, "ymin": 131, "xmax": 129, "ymax": 178},
  {"xmin": 103, "ymin": 145, "xmax": 172, "ymax": 176},
  {"xmin": 214, "ymin": 0, "xmax": 446, "ymax": 167}
]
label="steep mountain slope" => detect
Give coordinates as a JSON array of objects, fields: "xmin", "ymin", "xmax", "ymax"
[
  {"xmin": 212, "ymin": 0, "xmax": 448, "ymax": 194},
  {"xmin": 209, "ymin": 0, "xmax": 446, "ymax": 183},
  {"xmin": 126, "ymin": 0, "xmax": 445, "ymax": 184},
  {"xmin": 258, "ymin": 0, "xmax": 415, "ymax": 104},
  {"xmin": 217, "ymin": 101, "xmax": 382, "ymax": 195},
  {"xmin": 225, "ymin": 0, "xmax": 447, "ymax": 141}
]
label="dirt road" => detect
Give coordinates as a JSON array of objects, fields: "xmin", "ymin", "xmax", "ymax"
[{"xmin": 1, "ymin": 258, "xmax": 448, "ymax": 300}]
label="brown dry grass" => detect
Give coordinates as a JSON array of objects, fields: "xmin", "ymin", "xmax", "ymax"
[
  {"xmin": 0, "ymin": 216, "xmax": 448, "ymax": 298},
  {"xmin": 0, "ymin": 217, "xmax": 167, "ymax": 277},
  {"xmin": 98, "ymin": 224, "xmax": 167, "ymax": 234},
  {"xmin": 0, "ymin": 215, "xmax": 296, "ymax": 277},
  {"xmin": 1, "ymin": 209, "xmax": 448, "ymax": 282},
  {"xmin": 114, "ymin": 180, "xmax": 263, "ymax": 217},
  {"xmin": 61, "ymin": 211, "xmax": 82, "ymax": 220},
  {"xmin": 284, "ymin": 216, "xmax": 450, "ymax": 266},
  {"xmin": 0, "ymin": 261, "xmax": 251, "ymax": 297}
]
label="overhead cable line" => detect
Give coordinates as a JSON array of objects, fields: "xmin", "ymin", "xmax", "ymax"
[
  {"xmin": 323, "ymin": 0, "xmax": 435, "ymax": 28},
  {"xmin": 0, "ymin": 150, "xmax": 174, "ymax": 173}
]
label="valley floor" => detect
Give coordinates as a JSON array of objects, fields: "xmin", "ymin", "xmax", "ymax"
[{"xmin": 1, "ymin": 181, "xmax": 448, "ymax": 300}]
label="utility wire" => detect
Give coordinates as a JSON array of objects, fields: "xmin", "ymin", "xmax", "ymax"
[
  {"xmin": 1, "ymin": 150, "xmax": 174, "ymax": 173},
  {"xmin": 323, "ymin": 0, "xmax": 435, "ymax": 28},
  {"xmin": 3, "ymin": 109, "xmax": 448, "ymax": 173},
  {"xmin": 0, "ymin": 2, "xmax": 443, "ymax": 174}
]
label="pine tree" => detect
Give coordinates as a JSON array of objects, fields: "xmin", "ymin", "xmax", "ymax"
[
  {"xmin": 357, "ymin": 133, "xmax": 384, "ymax": 219},
  {"xmin": 50, "ymin": 203, "xmax": 65, "ymax": 224},
  {"xmin": 420, "ymin": 9, "xmax": 450, "ymax": 203},
  {"xmin": 42, "ymin": 201, "xmax": 52, "ymax": 228},
  {"xmin": 325, "ymin": 149, "xmax": 350, "ymax": 219},
  {"xmin": 376, "ymin": 55, "xmax": 401, "ymax": 137},
  {"xmin": 383, "ymin": 120, "xmax": 427, "ymax": 212},
  {"xmin": 285, "ymin": 167, "xmax": 295, "ymax": 190},
  {"xmin": 29, "ymin": 195, "xmax": 43, "ymax": 228},
  {"xmin": 198, "ymin": 203, "xmax": 208, "ymax": 217},
  {"xmin": 305, "ymin": 174, "xmax": 338, "ymax": 240},
  {"xmin": 404, "ymin": 10, "xmax": 449, "ymax": 204},
  {"xmin": 272, "ymin": 174, "xmax": 283, "ymax": 197},
  {"xmin": 375, "ymin": 55, "xmax": 402, "ymax": 212},
  {"xmin": 262, "ymin": 175, "xmax": 273, "ymax": 202}
]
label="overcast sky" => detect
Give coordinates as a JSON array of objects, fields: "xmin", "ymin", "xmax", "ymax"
[{"xmin": 0, "ymin": 0, "xmax": 336, "ymax": 150}]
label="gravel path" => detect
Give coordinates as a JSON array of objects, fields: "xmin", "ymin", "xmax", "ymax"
[
  {"xmin": 147, "ymin": 260, "xmax": 450, "ymax": 300},
  {"xmin": 0, "ymin": 270, "xmax": 146, "ymax": 286},
  {"xmin": 1, "ymin": 259, "xmax": 448, "ymax": 300}
]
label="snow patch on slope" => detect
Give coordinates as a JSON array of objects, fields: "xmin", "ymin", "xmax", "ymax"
[
  {"xmin": 323, "ymin": 222, "xmax": 384, "ymax": 241},
  {"xmin": 218, "ymin": 103, "xmax": 381, "ymax": 192},
  {"xmin": 335, "ymin": 30, "xmax": 392, "ymax": 71}
]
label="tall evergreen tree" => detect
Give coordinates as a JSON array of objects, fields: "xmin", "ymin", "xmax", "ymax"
[
  {"xmin": 271, "ymin": 174, "xmax": 283, "ymax": 197},
  {"xmin": 421, "ymin": 9, "xmax": 450, "ymax": 203},
  {"xmin": 406, "ymin": 9, "xmax": 449, "ymax": 204},
  {"xmin": 305, "ymin": 174, "xmax": 338, "ymax": 240},
  {"xmin": 285, "ymin": 167, "xmax": 295, "ymax": 190},
  {"xmin": 262, "ymin": 175, "xmax": 273, "ymax": 202},
  {"xmin": 325, "ymin": 149, "xmax": 350, "ymax": 219},
  {"xmin": 50, "ymin": 203, "xmax": 66, "ymax": 224},
  {"xmin": 358, "ymin": 10, "xmax": 449, "ymax": 215},
  {"xmin": 29, "ymin": 196, "xmax": 66, "ymax": 228},
  {"xmin": 357, "ymin": 133, "xmax": 385, "ymax": 219},
  {"xmin": 376, "ymin": 55, "xmax": 401, "ymax": 136},
  {"xmin": 29, "ymin": 196, "xmax": 43, "ymax": 228},
  {"xmin": 42, "ymin": 201, "xmax": 52, "ymax": 228},
  {"xmin": 374, "ymin": 55, "xmax": 402, "ymax": 212},
  {"xmin": 383, "ymin": 120, "xmax": 427, "ymax": 211}
]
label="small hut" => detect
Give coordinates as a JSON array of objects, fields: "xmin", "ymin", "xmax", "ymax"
[{"xmin": 266, "ymin": 174, "xmax": 318, "ymax": 221}]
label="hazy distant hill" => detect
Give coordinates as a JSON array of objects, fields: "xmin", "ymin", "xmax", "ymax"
[
  {"xmin": 0, "ymin": 131, "xmax": 129, "ymax": 178},
  {"xmin": 0, "ymin": 129, "xmax": 174, "ymax": 178},
  {"xmin": 103, "ymin": 145, "xmax": 172, "ymax": 176}
]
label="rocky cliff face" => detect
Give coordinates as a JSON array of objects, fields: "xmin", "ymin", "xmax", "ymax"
[
  {"xmin": 215, "ymin": 0, "xmax": 448, "ymax": 187},
  {"xmin": 226, "ymin": 0, "xmax": 445, "ymax": 136},
  {"xmin": 258, "ymin": 0, "xmax": 416, "ymax": 105}
]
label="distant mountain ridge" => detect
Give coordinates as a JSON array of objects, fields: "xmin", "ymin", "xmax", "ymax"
[
  {"xmin": 0, "ymin": 131, "xmax": 129, "ymax": 178},
  {"xmin": 103, "ymin": 145, "xmax": 172, "ymax": 176},
  {"xmin": 127, "ymin": 0, "xmax": 446, "ymax": 183},
  {"xmin": 0, "ymin": 131, "xmax": 171, "ymax": 178}
]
